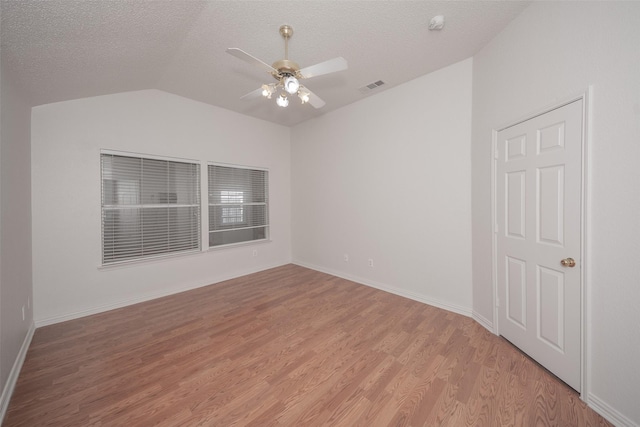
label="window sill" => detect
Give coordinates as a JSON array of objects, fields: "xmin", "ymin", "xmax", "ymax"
[
  {"xmin": 98, "ymin": 249, "xmax": 205, "ymax": 270},
  {"xmin": 207, "ymin": 238, "xmax": 272, "ymax": 252}
]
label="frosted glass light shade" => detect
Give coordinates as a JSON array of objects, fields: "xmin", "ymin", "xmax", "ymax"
[
  {"xmin": 298, "ymin": 90, "xmax": 310, "ymax": 104},
  {"xmin": 276, "ymin": 93, "xmax": 289, "ymax": 107},
  {"xmin": 284, "ymin": 76, "xmax": 300, "ymax": 95}
]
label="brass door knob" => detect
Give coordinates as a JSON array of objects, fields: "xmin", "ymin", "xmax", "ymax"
[{"xmin": 560, "ymin": 258, "xmax": 576, "ymax": 268}]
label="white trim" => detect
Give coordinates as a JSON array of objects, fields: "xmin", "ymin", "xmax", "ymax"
[
  {"xmin": 491, "ymin": 90, "xmax": 590, "ymax": 397},
  {"xmin": 587, "ymin": 393, "xmax": 638, "ymax": 427},
  {"xmin": 36, "ymin": 262, "xmax": 288, "ymax": 327},
  {"xmin": 581, "ymin": 86, "xmax": 594, "ymax": 403},
  {"xmin": 0, "ymin": 322, "xmax": 35, "ymax": 424},
  {"xmin": 100, "ymin": 148, "xmax": 199, "ymax": 164},
  {"xmin": 494, "ymin": 90, "xmax": 589, "ymax": 132},
  {"xmin": 209, "ymin": 225, "xmax": 267, "ymax": 233},
  {"xmin": 98, "ymin": 247, "xmax": 206, "ymax": 270},
  {"xmin": 491, "ymin": 130, "xmax": 499, "ymax": 330},
  {"xmin": 293, "ymin": 260, "xmax": 472, "ymax": 317},
  {"xmin": 207, "ymin": 161, "xmax": 269, "ymax": 173},
  {"xmin": 207, "ymin": 238, "xmax": 271, "ymax": 252},
  {"xmin": 472, "ymin": 310, "xmax": 495, "ymax": 333},
  {"xmin": 103, "ymin": 203, "xmax": 199, "ymax": 209},
  {"xmin": 201, "ymin": 161, "xmax": 209, "ymax": 252}
]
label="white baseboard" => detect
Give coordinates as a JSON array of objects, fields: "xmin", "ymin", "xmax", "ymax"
[
  {"xmin": 587, "ymin": 393, "xmax": 638, "ymax": 427},
  {"xmin": 293, "ymin": 260, "xmax": 472, "ymax": 317},
  {"xmin": 35, "ymin": 262, "xmax": 288, "ymax": 327},
  {"xmin": 472, "ymin": 310, "xmax": 495, "ymax": 333},
  {"xmin": 0, "ymin": 321, "xmax": 35, "ymax": 424}
]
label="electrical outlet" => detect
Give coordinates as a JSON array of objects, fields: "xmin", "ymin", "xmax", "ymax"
[
  {"xmin": 368, "ymin": 259, "xmax": 374, "ymax": 267},
  {"xmin": 344, "ymin": 254, "xmax": 349, "ymax": 262},
  {"xmin": 252, "ymin": 249, "xmax": 258, "ymax": 257}
]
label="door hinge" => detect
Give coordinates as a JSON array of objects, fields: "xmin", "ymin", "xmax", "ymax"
[
  {"xmin": 494, "ymin": 149, "xmax": 499, "ymax": 160},
  {"xmin": 496, "ymin": 297, "xmax": 500, "ymax": 307},
  {"xmin": 494, "ymin": 223, "xmax": 499, "ymax": 233}
]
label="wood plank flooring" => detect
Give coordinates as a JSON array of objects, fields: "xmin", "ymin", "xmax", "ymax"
[{"xmin": 4, "ymin": 264, "xmax": 611, "ymax": 426}]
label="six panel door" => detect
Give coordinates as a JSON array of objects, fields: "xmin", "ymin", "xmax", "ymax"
[{"xmin": 496, "ymin": 99, "xmax": 583, "ymax": 391}]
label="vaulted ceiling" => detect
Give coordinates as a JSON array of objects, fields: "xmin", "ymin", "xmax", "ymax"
[{"xmin": 1, "ymin": 1, "xmax": 529, "ymax": 127}]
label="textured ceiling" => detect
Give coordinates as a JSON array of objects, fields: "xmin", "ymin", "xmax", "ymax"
[{"xmin": 1, "ymin": 1, "xmax": 530, "ymax": 127}]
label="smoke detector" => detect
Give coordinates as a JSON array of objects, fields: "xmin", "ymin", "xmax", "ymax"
[{"xmin": 429, "ymin": 15, "xmax": 445, "ymax": 31}]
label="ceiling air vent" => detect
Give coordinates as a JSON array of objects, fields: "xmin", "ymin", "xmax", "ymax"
[{"xmin": 358, "ymin": 80, "xmax": 385, "ymax": 94}]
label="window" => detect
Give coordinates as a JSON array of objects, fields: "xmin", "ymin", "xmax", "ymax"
[
  {"xmin": 101, "ymin": 153, "xmax": 201, "ymax": 264},
  {"xmin": 208, "ymin": 164, "xmax": 268, "ymax": 247},
  {"xmin": 220, "ymin": 190, "xmax": 245, "ymax": 224}
]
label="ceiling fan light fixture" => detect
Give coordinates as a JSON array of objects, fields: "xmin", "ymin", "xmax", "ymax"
[
  {"xmin": 227, "ymin": 25, "xmax": 348, "ymax": 110},
  {"xmin": 283, "ymin": 76, "xmax": 300, "ymax": 95},
  {"xmin": 261, "ymin": 84, "xmax": 274, "ymax": 98},
  {"xmin": 298, "ymin": 90, "xmax": 310, "ymax": 104},
  {"xmin": 276, "ymin": 93, "xmax": 289, "ymax": 107}
]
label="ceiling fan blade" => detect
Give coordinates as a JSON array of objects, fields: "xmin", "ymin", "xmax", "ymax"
[
  {"xmin": 226, "ymin": 48, "xmax": 276, "ymax": 73},
  {"xmin": 239, "ymin": 87, "xmax": 264, "ymax": 101},
  {"xmin": 299, "ymin": 57, "xmax": 348, "ymax": 79},
  {"xmin": 304, "ymin": 87, "xmax": 326, "ymax": 109}
]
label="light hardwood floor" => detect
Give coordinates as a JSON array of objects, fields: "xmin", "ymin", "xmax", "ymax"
[{"xmin": 5, "ymin": 264, "xmax": 610, "ymax": 426}]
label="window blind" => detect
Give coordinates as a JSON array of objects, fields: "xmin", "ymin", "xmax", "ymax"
[
  {"xmin": 101, "ymin": 154, "xmax": 201, "ymax": 264},
  {"xmin": 208, "ymin": 164, "xmax": 268, "ymax": 247}
]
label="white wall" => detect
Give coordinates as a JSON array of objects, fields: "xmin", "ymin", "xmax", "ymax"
[
  {"xmin": 31, "ymin": 90, "xmax": 292, "ymax": 324},
  {"xmin": 472, "ymin": 2, "xmax": 640, "ymax": 425},
  {"xmin": 0, "ymin": 63, "xmax": 34, "ymax": 413},
  {"xmin": 291, "ymin": 59, "xmax": 473, "ymax": 314}
]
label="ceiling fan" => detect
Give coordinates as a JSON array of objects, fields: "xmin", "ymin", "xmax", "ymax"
[{"xmin": 226, "ymin": 25, "xmax": 347, "ymax": 109}]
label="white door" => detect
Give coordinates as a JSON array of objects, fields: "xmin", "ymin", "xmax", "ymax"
[{"xmin": 496, "ymin": 99, "xmax": 583, "ymax": 391}]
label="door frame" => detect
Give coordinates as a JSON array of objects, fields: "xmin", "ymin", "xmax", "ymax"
[{"xmin": 491, "ymin": 88, "xmax": 592, "ymax": 399}]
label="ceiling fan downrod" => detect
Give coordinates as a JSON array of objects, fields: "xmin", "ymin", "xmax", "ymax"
[
  {"xmin": 272, "ymin": 25, "xmax": 299, "ymax": 79},
  {"xmin": 279, "ymin": 25, "xmax": 293, "ymax": 60}
]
